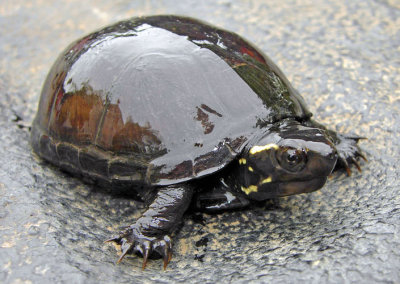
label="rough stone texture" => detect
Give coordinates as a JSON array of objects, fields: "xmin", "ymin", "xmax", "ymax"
[{"xmin": 0, "ymin": 0, "xmax": 399, "ymax": 283}]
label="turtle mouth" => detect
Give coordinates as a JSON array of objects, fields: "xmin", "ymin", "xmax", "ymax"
[
  {"xmin": 276, "ymin": 177, "xmax": 328, "ymax": 196},
  {"xmin": 248, "ymin": 177, "xmax": 328, "ymax": 200}
]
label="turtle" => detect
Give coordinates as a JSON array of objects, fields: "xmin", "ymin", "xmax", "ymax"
[{"xmin": 30, "ymin": 15, "xmax": 365, "ymax": 269}]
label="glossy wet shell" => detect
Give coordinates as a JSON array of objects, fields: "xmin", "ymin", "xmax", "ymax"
[{"xmin": 31, "ymin": 15, "xmax": 311, "ymax": 186}]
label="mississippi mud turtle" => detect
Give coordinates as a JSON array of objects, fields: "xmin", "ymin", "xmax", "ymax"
[{"xmin": 31, "ymin": 15, "xmax": 365, "ymax": 269}]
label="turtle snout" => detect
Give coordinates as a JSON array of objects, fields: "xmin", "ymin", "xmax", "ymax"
[{"xmin": 307, "ymin": 149, "xmax": 337, "ymax": 177}]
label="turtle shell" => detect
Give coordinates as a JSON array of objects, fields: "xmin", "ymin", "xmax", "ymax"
[{"xmin": 31, "ymin": 15, "xmax": 311, "ymax": 187}]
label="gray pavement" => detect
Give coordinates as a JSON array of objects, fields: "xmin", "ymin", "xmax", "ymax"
[{"xmin": 0, "ymin": 0, "xmax": 399, "ymax": 283}]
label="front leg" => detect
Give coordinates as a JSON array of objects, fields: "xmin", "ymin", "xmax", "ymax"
[
  {"xmin": 107, "ymin": 184, "xmax": 193, "ymax": 269},
  {"xmin": 333, "ymin": 133, "xmax": 367, "ymax": 175}
]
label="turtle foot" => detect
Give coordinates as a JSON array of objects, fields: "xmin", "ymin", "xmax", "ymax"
[
  {"xmin": 334, "ymin": 134, "xmax": 367, "ymax": 176},
  {"xmin": 105, "ymin": 225, "xmax": 173, "ymax": 270}
]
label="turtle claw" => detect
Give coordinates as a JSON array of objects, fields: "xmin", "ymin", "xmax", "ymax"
[
  {"xmin": 104, "ymin": 236, "xmax": 121, "ymax": 243},
  {"xmin": 357, "ymin": 151, "xmax": 368, "ymax": 162},
  {"xmin": 106, "ymin": 225, "xmax": 173, "ymax": 270},
  {"xmin": 344, "ymin": 163, "xmax": 352, "ymax": 176},
  {"xmin": 351, "ymin": 157, "xmax": 362, "ymax": 172},
  {"xmin": 152, "ymin": 235, "xmax": 173, "ymax": 270},
  {"xmin": 163, "ymin": 254, "xmax": 170, "ymax": 270},
  {"xmin": 117, "ymin": 242, "xmax": 134, "ymax": 264},
  {"xmin": 139, "ymin": 241, "xmax": 151, "ymax": 270}
]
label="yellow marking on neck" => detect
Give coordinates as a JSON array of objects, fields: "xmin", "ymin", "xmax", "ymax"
[
  {"xmin": 241, "ymin": 185, "xmax": 258, "ymax": 195},
  {"xmin": 248, "ymin": 166, "xmax": 254, "ymax": 172},
  {"xmin": 260, "ymin": 176, "xmax": 272, "ymax": 184},
  {"xmin": 233, "ymin": 63, "xmax": 247, "ymax": 69},
  {"xmin": 241, "ymin": 177, "xmax": 273, "ymax": 196},
  {"xmin": 239, "ymin": 158, "xmax": 247, "ymax": 165},
  {"xmin": 249, "ymin": 143, "xmax": 279, "ymax": 155}
]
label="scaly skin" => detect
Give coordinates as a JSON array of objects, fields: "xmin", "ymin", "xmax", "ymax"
[{"xmin": 106, "ymin": 185, "xmax": 193, "ymax": 269}]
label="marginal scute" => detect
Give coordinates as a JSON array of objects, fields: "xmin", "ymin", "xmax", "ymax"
[
  {"xmin": 79, "ymin": 147, "xmax": 109, "ymax": 175},
  {"xmin": 38, "ymin": 134, "xmax": 58, "ymax": 164},
  {"xmin": 56, "ymin": 142, "xmax": 80, "ymax": 172},
  {"xmin": 109, "ymin": 159, "xmax": 145, "ymax": 181}
]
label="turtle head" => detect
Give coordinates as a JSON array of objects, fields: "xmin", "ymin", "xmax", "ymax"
[{"xmin": 238, "ymin": 119, "xmax": 338, "ymax": 200}]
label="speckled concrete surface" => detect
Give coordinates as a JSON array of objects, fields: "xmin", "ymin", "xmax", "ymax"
[{"xmin": 1, "ymin": 0, "xmax": 399, "ymax": 283}]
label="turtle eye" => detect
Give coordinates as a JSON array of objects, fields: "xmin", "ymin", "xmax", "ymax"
[{"xmin": 276, "ymin": 147, "xmax": 307, "ymax": 172}]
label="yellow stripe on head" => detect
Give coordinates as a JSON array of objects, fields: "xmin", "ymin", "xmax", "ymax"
[
  {"xmin": 241, "ymin": 185, "xmax": 258, "ymax": 195},
  {"xmin": 260, "ymin": 176, "xmax": 272, "ymax": 184},
  {"xmin": 249, "ymin": 143, "xmax": 278, "ymax": 155},
  {"xmin": 239, "ymin": 158, "xmax": 247, "ymax": 165}
]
